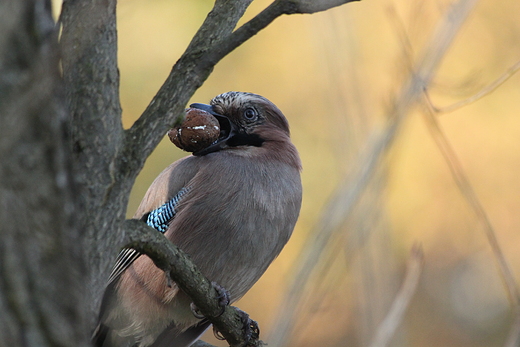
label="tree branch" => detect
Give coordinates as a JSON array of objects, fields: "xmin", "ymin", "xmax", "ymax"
[
  {"xmin": 123, "ymin": 219, "xmax": 264, "ymax": 347},
  {"xmin": 420, "ymin": 93, "xmax": 520, "ymax": 306},
  {"xmin": 425, "ymin": 59, "xmax": 520, "ymax": 114},
  {"xmin": 123, "ymin": 0, "xmax": 254, "ymax": 173},
  {"xmin": 122, "ymin": 0, "xmax": 360, "ymax": 177},
  {"xmin": 202, "ymin": 0, "xmax": 360, "ymax": 67},
  {"xmin": 283, "ymin": 0, "xmax": 361, "ymax": 13}
]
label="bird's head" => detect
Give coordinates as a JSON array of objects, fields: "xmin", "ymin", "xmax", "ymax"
[{"xmin": 190, "ymin": 92, "xmax": 291, "ymax": 156}]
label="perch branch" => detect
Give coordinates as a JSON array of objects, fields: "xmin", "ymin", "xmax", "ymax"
[
  {"xmin": 123, "ymin": 219, "xmax": 263, "ymax": 347},
  {"xmin": 192, "ymin": 341, "xmax": 220, "ymax": 347}
]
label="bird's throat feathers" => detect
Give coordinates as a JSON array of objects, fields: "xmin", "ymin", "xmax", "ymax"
[{"xmin": 227, "ymin": 127, "xmax": 301, "ymax": 171}]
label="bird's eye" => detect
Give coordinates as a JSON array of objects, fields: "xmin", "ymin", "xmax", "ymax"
[{"xmin": 243, "ymin": 107, "xmax": 258, "ymax": 121}]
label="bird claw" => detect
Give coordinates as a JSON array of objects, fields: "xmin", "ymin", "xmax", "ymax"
[
  {"xmin": 190, "ymin": 302, "xmax": 205, "ymax": 319},
  {"xmin": 213, "ymin": 325, "xmax": 226, "ymax": 341},
  {"xmin": 238, "ymin": 309, "xmax": 260, "ymax": 342},
  {"xmin": 190, "ymin": 282, "xmax": 230, "ymax": 319},
  {"xmin": 212, "ymin": 308, "xmax": 260, "ymax": 344},
  {"xmin": 211, "ymin": 281, "xmax": 230, "ymax": 315}
]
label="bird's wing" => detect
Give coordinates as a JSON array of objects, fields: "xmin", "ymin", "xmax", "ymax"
[
  {"xmin": 106, "ymin": 156, "xmax": 201, "ymax": 285},
  {"xmin": 106, "ymin": 186, "xmax": 191, "ymax": 284},
  {"xmin": 93, "ymin": 157, "xmax": 203, "ymax": 346}
]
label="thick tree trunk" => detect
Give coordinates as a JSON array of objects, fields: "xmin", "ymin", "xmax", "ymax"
[
  {"xmin": 60, "ymin": 0, "xmax": 128, "ymax": 319},
  {"xmin": 0, "ymin": 1, "xmax": 88, "ymax": 346}
]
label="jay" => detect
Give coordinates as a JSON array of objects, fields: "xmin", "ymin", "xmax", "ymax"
[{"xmin": 93, "ymin": 92, "xmax": 302, "ymax": 347}]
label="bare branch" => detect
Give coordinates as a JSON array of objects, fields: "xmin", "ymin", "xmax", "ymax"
[
  {"xmin": 427, "ymin": 59, "xmax": 520, "ymax": 113},
  {"xmin": 123, "ymin": 219, "xmax": 264, "ymax": 347},
  {"xmin": 124, "ymin": 0, "xmax": 254, "ymax": 171},
  {"xmin": 204, "ymin": 0, "xmax": 361, "ymax": 66},
  {"xmin": 123, "ymin": 0, "xmax": 360, "ymax": 176},
  {"xmin": 283, "ymin": 0, "xmax": 361, "ymax": 13},
  {"xmin": 420, "ymin": 94, "xmax": 520, "ymax": 306},
  {"xmin": 369, "ymin": 245, "xmax": 424, "ymax": 347}
]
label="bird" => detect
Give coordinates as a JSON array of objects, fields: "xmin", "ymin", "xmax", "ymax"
[{"xmin": 93, "ymin": 92, "xmax": 303, "ymax": 347}]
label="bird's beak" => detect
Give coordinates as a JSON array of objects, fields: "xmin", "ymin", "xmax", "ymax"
[{"xmin": 189, "ymin": 103, "xmax": 238, "ymax": 156}]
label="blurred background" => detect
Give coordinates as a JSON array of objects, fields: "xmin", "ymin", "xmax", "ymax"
[{"xmin": 60, "ymin": 0, "xmax": 520, "ymax": 346}]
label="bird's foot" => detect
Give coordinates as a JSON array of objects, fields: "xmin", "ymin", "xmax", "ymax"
[
  {"xmin": 238, "ymin": 309, "xmax": 260, "ymax": 343},
  {"xmin": 212, "ymin": 281, "xmax": 231, "ymax": 314},
  {"xmin": 190, "ymin": 282, "xmax": 230, "ymax": 319},
  {"xmin": 213, "ymin": 325, "xmax": 226, "ymax": 341},
  {"xmin": 190, "ymin": 302, "xmax": 205, "ymax": 319},
  {"xmin": 212, "ymin": 308, "xmax": 260, "ymax": 345}
]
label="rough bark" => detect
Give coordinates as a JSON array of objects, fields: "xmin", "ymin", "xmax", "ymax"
[
  {"xmin": 0, "ymin": 0, "xmax": 87, "ymax": 346},
  {"xmin": 60, "ymin": 0, "xmax": 128, "ymax": 319}
]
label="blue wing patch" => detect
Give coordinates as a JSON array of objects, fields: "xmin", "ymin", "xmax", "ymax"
[
  {"xmin": 145, "ymin": 187, "xmax": 189, "ymax": 233},
  {"xmin": 106, "ymin": 187, "xmax": 190, "ymax": 284}
]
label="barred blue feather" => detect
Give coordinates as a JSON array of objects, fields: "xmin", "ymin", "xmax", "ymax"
[
  {"xmin": 145, "ymin": 188, "xmax": 189, "ymax": 233},
  {"xmin": 106, "ymin": 187, "xmax": 190, "ymax": 284}
]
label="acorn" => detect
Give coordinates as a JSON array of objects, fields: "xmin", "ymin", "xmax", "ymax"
[{"xmin": 168, "ymin": 108, "xmax": 220, "ymax": 153}]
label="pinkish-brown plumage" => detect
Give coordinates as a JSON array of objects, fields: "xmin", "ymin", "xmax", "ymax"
[{"xmin": 94, "ymin": 92, "xmax": 302, "ymax": 347}]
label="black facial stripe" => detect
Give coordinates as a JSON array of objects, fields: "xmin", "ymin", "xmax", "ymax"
[{"xmin": 227, "ymin": 133, "xmax": 264, "ymax": 148}]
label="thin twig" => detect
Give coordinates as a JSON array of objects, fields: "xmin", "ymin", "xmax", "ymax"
[
  {"xmin": 421, "ymin": 94, "xmax": 520, "ymax": 306},
  {"xmin": 386, "ymin": 6, "xmax": 415, "ymax": 76},
  {"xmin": 268, "ymin": 1, "xmax": 480, "ymax": 345},
  {"xmin": 428, "ymin": 59, "xmax": 520, "ymax": 113},
  {"xmin": 204, "ymin": 0, "xmax": 362, "ymax": 67},
  {"xmin": 369, "ymin": 244, "xmax": 424, "ymax": 347}
]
